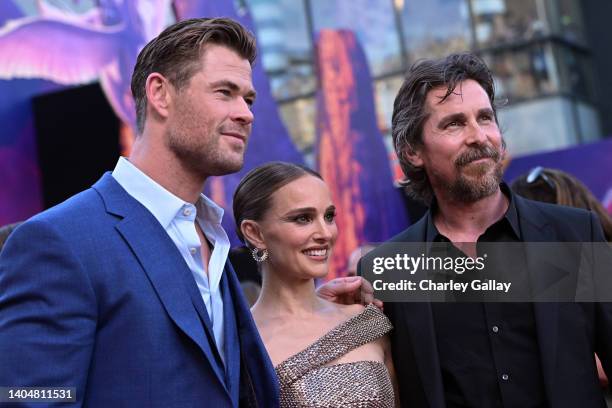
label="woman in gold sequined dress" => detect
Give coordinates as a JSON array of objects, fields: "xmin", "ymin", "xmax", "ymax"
[{"xmin": 233, "ymin": 162, "xmax": 399, "ymax": 407}]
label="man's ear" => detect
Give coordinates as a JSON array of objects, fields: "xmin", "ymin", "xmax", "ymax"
[
  {"xmin": 402, "ymin": 145, "xmax": 424, "ymax": 167},
  {"xmin": 145, "ymin": 72, "xmax": 172, "ymax": 120},
  {"xmin": 240, "ymin": 220, "xmax": 266, "ymax": 249}
]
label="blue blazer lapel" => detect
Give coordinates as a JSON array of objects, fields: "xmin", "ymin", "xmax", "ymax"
[
  {"xmin": 221, "ymin": 266, "xmax": 241, "ymax": 406},
  {"xmin": 224, "ymin": 262, "xmax": 280, "ymax": 406},
  {"xmin": 176, "ymin": 256, "xmax": 219, "ymax": 357},
  {"xmin": 93, "ymin": 173, "xmax": 229, "ymax": 393}
]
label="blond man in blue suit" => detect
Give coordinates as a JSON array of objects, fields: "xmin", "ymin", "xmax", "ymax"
[{"xmin": 0, "ymin": 18, "xmax": 277, "ymax": 407}]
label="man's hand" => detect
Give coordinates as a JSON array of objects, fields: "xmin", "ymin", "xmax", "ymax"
[{"xmin": 316, "ymin": 276, "xmax": 383, "ymax": 310}]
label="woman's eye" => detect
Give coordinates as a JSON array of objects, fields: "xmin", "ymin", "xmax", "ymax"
[
  {"xmin": 294, "ymin": 214, "xmax": 311, "ymax": 223},
  {"xmin": 324, "ymin": 212, "xmax": 336, "ymax": 222}
]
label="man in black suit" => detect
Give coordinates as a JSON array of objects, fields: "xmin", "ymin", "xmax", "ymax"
[{"xmin": 365, "ymin": 53, "xmax": 612, "ymax": 407}]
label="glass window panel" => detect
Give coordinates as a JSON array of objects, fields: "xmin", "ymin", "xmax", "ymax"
[
  {"xmin": 576, "ymin": 101, "xmax": 602, "ymax": 142},
  {"xmin": 483, "ymin": 43, "xmax": 559, "ymax": 102},
  {"xmin": 310, "ymin": 0, "xmax": 402, "ymax": 76},
  {"xmin": 499, "ymin": 96, "xmax": 578, "ymax": 155},
  {"xmin": 400, "ymin": 0, "xmax": 472, "ymax": 60},
  {"xmin": 549, "ymin": 0, "xmax": 586, "ymax": 44},
  {"xmin": 374, "ymin": 75, "xmax": 405, "ymax": 134},
  {"xmin": 554, "ymin": 45, "xmax": 595, "ymax": 102},
  {"xmin": 278, "ymin": 97, "xmax": 316, "ymax": 152},
  {"xmin": 246, "ymin": 0, "xmax": 315, "ymax": 99},
  {"xmin": 269, "ymin": 67, "xmax": 317, "ymax": 101},
  {"xmin": 470, "ymin": 0, "xmax": 549, "ymax": 48}
]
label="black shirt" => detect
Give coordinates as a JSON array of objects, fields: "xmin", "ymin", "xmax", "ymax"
[{"xmin": 428, "ymin": 184, "xmax": 548, "ymax": 408}]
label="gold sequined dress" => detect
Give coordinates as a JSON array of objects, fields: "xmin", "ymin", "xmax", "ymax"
[{"xmin": 275, "ymin": 304, "xmax": 395, "ymax": 407}]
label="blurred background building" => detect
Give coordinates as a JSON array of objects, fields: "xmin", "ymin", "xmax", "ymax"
[
  {"xmin": 3, "ymin": 0, "xmax": 611, "ymax": 190},
  {"xmin": 243, "ymin": 0, "xmax": 611, "ymax": 165}
]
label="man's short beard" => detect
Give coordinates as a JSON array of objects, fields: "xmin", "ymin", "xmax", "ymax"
[
  {"xmin": 448, "ymin": 160, "xmax": 504, "ymax": 202},
  {"xmin": 439, "ymin": 144, "xmax": 505, "ymax": 203},
  {"xmin": 166, "ymin": 130, "xmax": 245, "ymax": 178}
]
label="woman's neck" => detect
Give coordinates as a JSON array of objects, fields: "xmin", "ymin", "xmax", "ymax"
[{"xmin": 252, "ymin": 269, "xmax": 327, "ymax": 319}]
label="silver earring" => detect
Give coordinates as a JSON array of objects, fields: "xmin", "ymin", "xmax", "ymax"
[{"xmin": 251, "ymin": 248, "xmax": 268, "ymax": 262}]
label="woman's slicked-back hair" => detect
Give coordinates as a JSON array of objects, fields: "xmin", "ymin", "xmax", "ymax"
[
  {"xmin": 233, "ymin": 161, "xmax": 322, "ymax": 245},
  {"xmin": 392, "ymin": 52, "xmax": 498, "ymax": 204}
]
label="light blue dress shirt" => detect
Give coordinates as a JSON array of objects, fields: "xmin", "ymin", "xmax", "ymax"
[{"xmin": 112, "ymin": 157, "xmax": 230, "ymax": 363}]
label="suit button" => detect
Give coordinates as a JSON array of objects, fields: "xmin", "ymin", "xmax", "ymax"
[
  {"xmin": 501, "ymin": 374, "xmax": 509, "ymax": 381},
  {"xmin": 492, "ymin": 325, "xmax": 499, "ymax": 333}
]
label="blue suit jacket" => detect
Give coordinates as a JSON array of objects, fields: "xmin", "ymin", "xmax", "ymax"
[{"xmin": 0, "ymin": 173, "xmax": 279, "ymax": 407}]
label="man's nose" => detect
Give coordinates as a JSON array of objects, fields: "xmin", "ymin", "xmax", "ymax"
[
  {"xmin": 465, "ymin": 120, "xmax": 488, "ymax": 145},
  {"xmin": 231, "ymin": 98, "xmax": 254, "ymax": 125}
]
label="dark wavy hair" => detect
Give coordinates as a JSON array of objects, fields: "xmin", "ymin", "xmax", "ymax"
[
  {"xmin": 391, "ymin": 53, "xmax": 500, "ymax": 204},
  {"xmin": 131, "ymin": 17, "xmax": 256, "ymax": 134},
  {"xmin": 233, "ymin": 162, "xmax": 322, "ymax": 246}
]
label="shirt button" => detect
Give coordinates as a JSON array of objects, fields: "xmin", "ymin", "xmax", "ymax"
[
  {"xmin": 492, "ymin": 325, "xmax": 499, "ymax": 333},
  {"xmin": 501, "ymin": 374, "xmax": 509, "ymax": 381},
  {"xmin": 183, "ymin": 208, "xmax": 192, "ymax": 216},
  {"xmin": 190, "ymin": 247, "xmax": 197, "ymax": 255}
]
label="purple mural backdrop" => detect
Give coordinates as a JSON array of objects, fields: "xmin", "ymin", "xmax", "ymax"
[
  {"xmin": 315, "ymin": 30, "xmax": 408, "ymax": 278},
  {"xmin": 0, "ymin": 0, "xmax": 302, "ymax": 236},
  {"xmin": 0, "ymin": 2, "xmax": 63, "ymax": 224},
  {"xmin": 0, "ymin": 0, "xmax": 174, "ymax": 225}
]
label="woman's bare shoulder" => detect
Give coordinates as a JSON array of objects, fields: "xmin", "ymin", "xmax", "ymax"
[{"xmin": 332, "ymin": 302, "xmax": 366, "ymax": 320}]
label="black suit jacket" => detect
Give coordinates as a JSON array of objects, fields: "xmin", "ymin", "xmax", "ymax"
[{"xmin": 369, "ymin": 195, "xmax": 612, "ymax": 408}]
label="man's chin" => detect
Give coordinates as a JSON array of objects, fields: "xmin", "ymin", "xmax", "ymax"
[
  {"xmin": 450, "ymin": 172, "xmax": 502, "ymax": 202},
  {"xmin": 460, "ymin": 160, "xmax": 495, "ymax": 176},
  {"xmin": 209, "ymin": 161, "xmax": 244, "ymax": 176}
]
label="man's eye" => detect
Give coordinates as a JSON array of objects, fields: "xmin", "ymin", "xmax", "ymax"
[
  {"xmin": 217, "ymin": 89, "xmax": 231, "ymax": 96},
  {"xmin": 245, "ymin": 98, "xmax": 254, "ymax": 107},
  {"xmin": 445, "ymin": 121, "xmax": 460, "ymax": 129}
]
